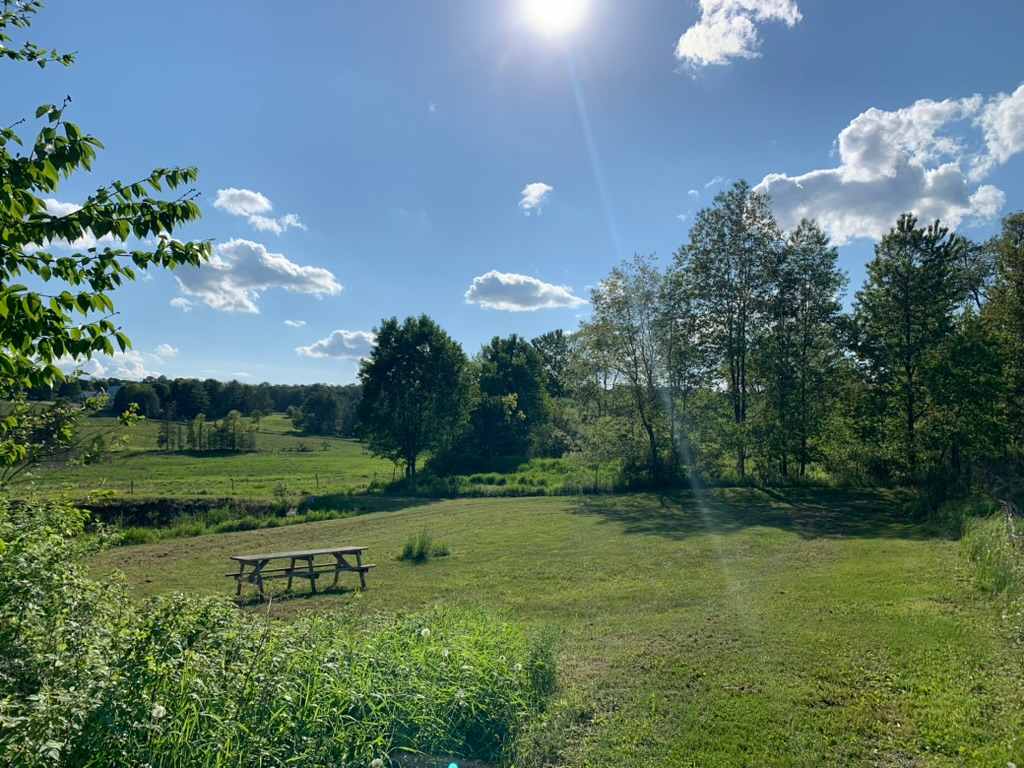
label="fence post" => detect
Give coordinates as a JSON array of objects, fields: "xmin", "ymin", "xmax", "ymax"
[{"xmin": 130, "ymin": 479, "xmax": 134, "ymax": 495}]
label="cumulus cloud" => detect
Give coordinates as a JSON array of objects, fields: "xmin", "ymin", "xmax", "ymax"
[
  {"xmin": 284, "ymin": 319, "xmax": 307, "ymax": 328},
  {"xmin": 153, "ymin": 344, "xmax": 178, "ymax": 359},
  {"xmin": 169, "ymin": 297, "xmax": 194, "ymax": 312},
  {"xmin": 174, "ymin": 238, "xmax": 342, "ymax": 313},
  {"xmin": 465, "ymin": 270, "xmax": 588, "ymax": 312},
  {"xmin": 971, "ymin": 84, "xmax": 1024, "ymax": 179},
  {"xmin": 756, "ymin": 86, "xmax": 1023, "ymax": 245},
  {"xmin": 675, "ymin": 0, "xmax": 802, "ymax": 68},
  {"xmin": 296, "ymin": 330, "xmax": 376, "ymax": 360},
  {"xmin": 519, "ymin": 182, "xmax": 553, "ymax": 214},
  {"xmin": 213, "ymin": 187, "xmax": 306, "ymax": 235},
  {"xmin": 58, "ymin": 350, "xmax": 158, "ymax": 381}
]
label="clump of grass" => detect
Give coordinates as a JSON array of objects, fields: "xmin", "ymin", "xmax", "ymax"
[
  {"xmin": 962, "ymin": 509, "xmax": 1024, "ymax": 597},
  {"xmin": 398, "ymin": 529, "xmax": 450, "ymax": 563}
]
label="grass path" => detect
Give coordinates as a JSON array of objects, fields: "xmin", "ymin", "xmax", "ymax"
[{"xmin": 91, "ymin": 489, "xmax": 1024, "ymax": 767}]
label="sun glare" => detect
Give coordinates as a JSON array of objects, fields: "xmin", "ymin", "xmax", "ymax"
[{"xmin": 523, "ymin": 0, "xmax": 588, "ymax": 37}]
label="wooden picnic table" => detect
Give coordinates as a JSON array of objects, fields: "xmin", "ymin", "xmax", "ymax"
[{"xmin": 226, "ymin": 546, "xmax": 374, "ymax": 600}]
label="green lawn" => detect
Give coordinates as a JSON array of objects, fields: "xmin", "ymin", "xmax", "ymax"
[
  {"xmin": 15, "ymin": 413, "xmax": 396, "ymax": 499},
  {"xmin": 90, "ymin": 488, "xmax": 1024, "ymax": 767}
]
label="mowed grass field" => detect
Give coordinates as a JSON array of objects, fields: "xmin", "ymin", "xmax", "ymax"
[
  {"xmin": 15, "ymin": 413, "xmax": 395, "ymax": 499},
  {"xmin": 91, "ymin": 488, "xmax": 1024, "ymax": 767}
]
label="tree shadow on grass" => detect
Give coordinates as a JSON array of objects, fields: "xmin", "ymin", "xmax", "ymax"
[{"xmin": 570, "ymin": 486, "xmax": 938, "ymax": 542}]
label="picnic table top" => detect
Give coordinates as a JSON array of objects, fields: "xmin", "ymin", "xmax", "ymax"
[{"xmin": 230, "ymin": 546, "xmax": 366, "ymax": 563}]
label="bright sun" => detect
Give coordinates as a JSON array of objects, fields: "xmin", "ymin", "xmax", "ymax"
[{"xmin": 522, "ymin": 0, "xmax": 588, "ymax": 37}]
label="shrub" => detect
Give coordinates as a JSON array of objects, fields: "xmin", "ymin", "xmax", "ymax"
[
  {"xmin": 398, "ymin": 529, "xmax": 450, "ymax": 563},
  {"xmin": 0, "ymin": 498, "xmax": 555, "ymax": 767}
]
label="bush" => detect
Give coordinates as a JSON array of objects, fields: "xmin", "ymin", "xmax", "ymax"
[
  {"xmin": 0, "ymin": 498, "xmax": 554, "ymax": 767},
  {"xmin": 398, "ymin": 529, "xmax": 450, "ymax": 563}
]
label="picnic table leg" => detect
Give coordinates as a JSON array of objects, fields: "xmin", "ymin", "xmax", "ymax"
[
  {"xmin": 286, "ymin": 557, "xmax": 296, "ymax": 592},
  {"xmin": 252, "ymin": 559, "xmax": 269, "ymax": 602},
  {"xmin": 356, "ymin": 550, "xmax": 367, "ymax": 591},
  {"xmin": 332, "ymin": 553, "xmax": 342, "ymax": 589},
  {"xmin": 235, "ymin": 562, "xmax": 245, "ymax": 597},
  {"xmin": 310, "ymin": 557, "xmax": 317, "ymax": 594}
]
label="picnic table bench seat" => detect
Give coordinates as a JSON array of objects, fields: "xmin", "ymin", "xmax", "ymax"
[{"xmin": 226, "ymin": 546, "xmax": 373, "ymax": 600}]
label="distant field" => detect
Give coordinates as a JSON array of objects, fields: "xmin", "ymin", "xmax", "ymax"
[
  {"xmin": 14, "ymin": 413, "xmax": 396, "ymax": 499},
  {"xmin": 15, "ymin": 412, "xmax": 611, "ymax": 502},
  {"xmin": 92, "ymin": 488, "xmax": 1024, "ymax": 767}
]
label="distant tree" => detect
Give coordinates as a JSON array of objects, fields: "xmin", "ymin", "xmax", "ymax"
[
  {"xmin": 113, "ymin": 383, "xmax": 161, "ymax": 418},
  {"xmin": 295, "ymin": 387, "xmax": 343, "ymax": 436},
  {"xmin": 586, "ymin": 254, "xmax": 666, "ymax": 483},
  {"xmin": 469, "ymin": 335, "xmax": 550, "ymax": 461},
  {"xmin": 661, "ymin": 252, "xmax": 714, "ymax": 473},
  {"xmin": 684, "ymin": 180, "xmax": 781, "ymax": 478},
  {"xmin": 176, "ymin": 380, "xmax": 209, "ymax": 420},
  {"xmin": 986, "ymin": 212, "xmax": 1024, "ymax": 454},
  {"xmin": 358, "ymin": 316, "xmax": 471, "ymax": 479},
  {"xmin": 759, "ymin": 219, "xmax": 846, "ymax": 478},
  {"xmin": 531, "ymin": 330, "xmax": 572, "ymax": 399},
  {"xmin": 853, "ymin": 214, "xmax": 966, "ymax": 481}
]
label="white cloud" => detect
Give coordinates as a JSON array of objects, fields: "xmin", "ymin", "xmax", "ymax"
[
  {"xmin": 169, "ymin": 297, "xmax": 194, "ymax": 312},
  {"xmin": 465, "ymin": 270, "xmax": 588, "ymax": 312},
  {"xmin": 59, "ymin": 350, "xmax": 158, "ymax": 381},
  {"xmin": 675, "ymin": 0, "xmax": 802, "ymax": 68},
  {"xmin": 213, "ymin": 188, "xmax": 272, "ymax": 217},
  {"xmin": 756, "ymin": 87, "xmax": 1022, "ymax": 245},
  {"xmin": 676, "ymin": 213, "xmax": 689, "ymax": 222},
  {"xmin": 705, "ymin": 175, "xmax": 725, "ymax": 188},
  {"xmin": 153, "ymin": 344, "xmax": 178, "ymax": 359},
  {"xmin": 213, "ymin": 187, "xmax": 306, "ymax": 235},
  {"xmin": 246, "ymin": 212, "xmax": 307, "ymax": 235},
  {"xmin": 971, "ymin": 84, "xmax": 1024, "ymax": 179},
  {"xmin": 969, "ymin": 185, "xmax": 1006, "ymax": 220},
  {"xmin": 231, "ymin": 372, "xmax": 252, "ymax": 379},
  {"xmin": 284, "ymin": 319, "xmax": 307, "ymax": 328},
  {"xmin": 688, "ymin": 189, "xmax": 700, "ymax": 198},
  {"xmin": 174, "ymin": 238, "xmax": 342, "ymax": 313},
  {"xmin": 519, "ymin": 182, "xmax": 554, "ymax": 214},
  {"xmin": 296, "ymin": 330, "xmax": 376, "ymax": 360}
]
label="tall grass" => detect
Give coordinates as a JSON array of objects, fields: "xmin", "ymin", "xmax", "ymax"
[
  {"xmin": 398, "ymin": 529, "xmax": 450, "ymax": 563},
  {"xmin": 962, "ymin": 509, "xmax": 1024, "ymax": 596}
]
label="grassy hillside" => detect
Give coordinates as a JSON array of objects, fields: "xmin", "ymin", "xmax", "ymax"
[
  {"xmin": 14, "ymin": 413, "xmax": 395, "ymax": 499},
  {"xmin": 91, "ymin": 488, "xmax": 1024, "ymax": 767}
]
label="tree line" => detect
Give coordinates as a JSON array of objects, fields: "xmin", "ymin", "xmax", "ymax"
[
  {"xmin": 357, "ymin": 182, "xmax": 1024, "ymax": 498},
  {"xmin": 31, "ymin": 377, "xmax": 364, "ymax": 437}
]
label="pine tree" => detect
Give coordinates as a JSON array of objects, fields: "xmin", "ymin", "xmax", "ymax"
[{"xmin": 853, "ymin": 214, "xmax": 965, "ymax": 481}]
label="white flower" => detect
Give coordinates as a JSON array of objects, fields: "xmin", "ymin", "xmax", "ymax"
[
  {"xmin": 455, "ymin": 688, "xmax": 467, "ymax": 704},
  {"xmin": 442, "ymin": 648, "xmax": 450, "ymax": 659},
  {"xmin": 514, "ymin": 663, "xmax": 523, "ymax": 673},
  {"xmin": 420, "ymin": 628, "xmax": 431, "ymax": 638},
  {"xmin": 151, "ymin": 703, "xmax": 167, "ymax": 721},
  {"xmin": 370, "ymin": 759, "xmax": 384, "ymax": 768}
]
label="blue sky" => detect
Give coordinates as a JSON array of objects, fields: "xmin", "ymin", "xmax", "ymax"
[{"xmin": 9, "ymin": 0, "xmax": 1024, "ymax": 383}]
